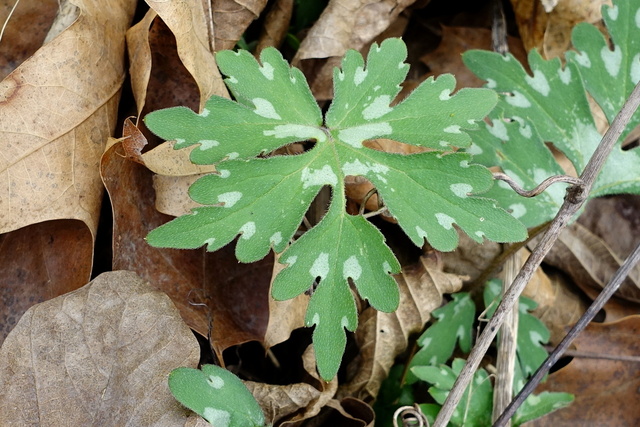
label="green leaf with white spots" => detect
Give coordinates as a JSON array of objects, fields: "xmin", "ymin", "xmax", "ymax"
[
  {"xmin": 484, "ymin": 279, "xmax": 550, "ymax": 377},
  {"xmin": 146, "ymin": 37, "xmax": 527, "ymax": 380},
  {"xmin": 168, "ymin": 365, "xmax": 265, "ymax": 427},
  {"xmin": 405, "ymin": 292, "xmax": 475, "ymax": 384},
  {"xmin": 463, "ymin": 0, "xmax": 640, "ymax": 223},
  {"xmin": 412, "ymin": 359, "xmax": 493, "ymax": 427}
]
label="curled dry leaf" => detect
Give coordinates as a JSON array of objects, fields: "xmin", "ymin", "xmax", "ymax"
[
  {"xmin": 141, "ymin": 0, "xmax": 229, "ymax": 111},
  {"xmin": 339, "ymin": 254, "xmax": 464, "ymax": 402},
  {"xmin": 509, "ymin": 0, "xmax": 611, "ymax": 59},
  {"xmin": 530, "ymin": 316, "xmax": 640, "ymax": 426},
  {"xmin": 125, "ymin": 8, "xmax": 157, "ymax": 117},
  {"xmin": 256, "ymin": 0, "xmax": 294, "ymax": 53},
  {"xmin": 213, "ymin": 0, "xmax": 269, "ymax": 51},
  {"xmin": 0, "ymin": 270, "xmax": 201, "ymax": 426},
  {"xmin": 541, "ymin": 222, "xmax": 640, "ymax": 303},
  {"xmin": 440, "ymin": 230, "xmax": 502, "ymax": 283},
  {"xmin": 293, "ymin": 0, "xmax": 418, "ymax": 100},
  {"xmin": 246, "ymin": 345, "xmax": 338, "ymax": 425}
]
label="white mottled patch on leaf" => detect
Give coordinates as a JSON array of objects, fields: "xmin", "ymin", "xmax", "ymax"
[
  {"xmin": 439, "ymin": 141, "xmax": 450, "ymax": 147},
  {"xmin": 218, "ymin": 191, "xmax": 242, "ymax": 208},
  {"xmin": 486, "ymin": 78, "xmax": 497, "ymax": 88},
  {"xmin": 218, "ymin": 169, "xmax": 230, "ymax": 178},
  {"xmin": 204, "ymin": 237, "xmax": 216, "ymax": 247},
  {"xmin": 530, "ymin": 330, "xmax": 544, "ymax": 344},
  {"xmin": 416, "ymin": 226, "xmax": 428, "ymax": 241},
  {"xmin": 264, "ymin": 124, "xmax": 326, "ymax": 142},
  {"xmin": 175, "ymin": 138, "xmax": 185, "ymax": 144},
  {"xmin": 601, "ymin": 46, "xmax": 622, "ymax": 77},
  {"xmin": 519, "ymin": 123, "xmax": 533, "ymax": 138},
  {"xmin": 558, "ymin": 67, "xmax": 571, "ymax": 84},
  {"xmin": 435, "ymin": 213, "xmax": 455, "ymax": 230},
  {"xmin": 382, "ymin": 261, "xmax": 391, "ymax": 272},
  {"xmin": 459, "ymin": 160, "xmax": 470, "ymax": 168},
  {"xmin": 636, "ymin": 8, "xmax": 640, "ymax": 27},
  {"xmin": 310, "ymin": 252, "xmax": 329, "ymax": 278},
  {"xmin": 312, "ymin": 312, "xmax": 320, "ymax": 325},
  {"xmin": 631, "ymin": 54, "xmax": 640, "ymax": 83},
  {"xmin": 301, "ymin": 165, "xmax": 338, "ymax": 188},
  {"xmin": 505, "ymin": 91, "xmax": 532, "ymax": 108},
  {"xmin": 207, "ymin": 375, "xmax": 224, "ymax": 389},
  {"xmin": 487, "ymin": 120, "xmax": 508, "ymax": 140},
  {"xmin": 466, "ymin": 143, "xmax": 483, "ymax": 155},
  {"xmin": 199, "ymin": 140, "xmax": 219, "ymax": 150},
  {"xmin": 509, "ymin": 203, "xmax": 527, "ymax": 218},
  {"xmin": 439, "ymin": 89, "xmax": 451, "ymax": 100},
  {"xmin": 608, "ymin": 4, "xmax": 618, "ymax": 19},
  {"xmin": 203, "ymin": 408, "xmax": 230, "ymax": 427},
  {"xmin": 475, "ymin": 231, "xmax": 485, "ymax": 238},
  {"xmin": 253, "ymin": 98, "xmax": 282, "ymax": 120},
  {"xmin": 343, "ymin": 255, "xmax": 362, "ymax": 280},
  {"xmin": 450, "ymin": 183, "xmax": 473, "ymax": 198},
  {"xmin": 342, "ymin": 159, "xmax": 389, "ymax": 177},
  {"xmin": 227, "ymin": 76, "xmax": 238, "ymax": 84},
  {"xmin": 341, "ymin": 316, "xmax": 350, "ymax": 328},
  {"xmin": 525, "ymin": 70, "xmax": 550, "ymax": 96},
  {"xmin": 354, "ymin": 66, "xmax": 367, "ymax": 85},
  {"xmin": 239, "ymin": 221, "xmax": 256, "ymax": 239},
  {"xmin": 260, "ymin": 62, "xmax": 275, "ymax": 80},
  {"xmin": 338, "ymin": 122, "xmax": 392, "ymax": 147},
  {"xmin": 226, "ymin": 152, "xmax": 239, "ymax": 159},
  {"xmin": 362, "ymin": 95, "xmax": 392, "ymax": 120},
  {"xmin": 284, "ymin": 255, "xmax": 297, "ymax": 265},
  {"xmin": 444, "ymin": 125, "xmax": 461, "ymax": 134},
  {"xmin": 374, "ymin": 85, "xmax": 381, "ymax": 91},
  {"xmin": 199, "ymin": 108, "xmax": 210, "ymax": 117},
  {"xmin": 270, "ymin": 232, "xmax": 282, "ymax": 246},
  {"xmin": 574, "ymin": 51, "xmax": 591, "ymax": 68}
]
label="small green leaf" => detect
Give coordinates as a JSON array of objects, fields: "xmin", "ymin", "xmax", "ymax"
[
  {"xmin": 406, "ymin": 293, "xmax": 475, "ymax": 383},
  {"xmin": 168, "ymin": 365, "xmax": 265, "ymax": 427},
  {"xmin": 484, "ymin": 279, "xmax": 550, "ymax": 376}
]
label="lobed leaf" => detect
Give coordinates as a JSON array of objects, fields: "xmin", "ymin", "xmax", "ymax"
[{"xmin": 146, "ymin": 37, "xmax": 527, "ymax": 379}]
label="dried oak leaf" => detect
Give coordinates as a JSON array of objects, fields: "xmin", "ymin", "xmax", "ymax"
[
  {"xmin": 0, "ymin": 270, "xmax": 205, "ymax": 426},
  {"xmin": 529, "ymin": 316, "xmax": 640, "ymax": 426},
  {"xmin": 213, "ymin": 0, "xmax": 269, "ymax": 51}
]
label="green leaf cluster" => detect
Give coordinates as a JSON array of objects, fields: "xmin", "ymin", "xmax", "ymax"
[
  {"xmin": 168, "ymin": 365, "xmax": 265, "ymax": 427},
  {"xmin": 145, "ymin": 38, "xmax": 527, "ymax": 379},
  {"xmin": 374, "ymin": 284, "xmax": 572, "ymax": 426},
  {"xmin": 463, "ymin": 0, "xmax": 640, "ymax": 227}
]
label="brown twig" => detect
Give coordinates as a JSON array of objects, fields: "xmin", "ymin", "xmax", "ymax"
[{"xmin": 433, "ymin": 80, "xmax": 640, "ymax": 426}]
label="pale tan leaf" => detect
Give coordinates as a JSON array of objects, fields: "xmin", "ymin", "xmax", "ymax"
[
  {"xmin": 125, "ymin": 8, "xmax": 157, "ymax": 117},
  {"xmin": 213, "ymin": 0, "xmax": 269, "ymax": 51},
  {"xmin": 246, "ymin": 345, "xmax": 338, "ymax": 425},
  {"xmin": 293, "ymin": 0, "xmax": 418, "ymax": 100},
  {"xmin": 143, "ymin": 0, "xmax": 229, "ymax": 111},
  {"xmin": 153, "ymin": 174, "xmax": 204, "ymax": 217},
  {"xmin": 0, "ymin": 0, "xmax": 136, "ymax": 236},
  {"xmin": 339, "ymin": 254, "xmax": 464, "ymax": 401},
  {"xmin": 0, "ymin": 270, "xmax": 201, "ymax": 426}
]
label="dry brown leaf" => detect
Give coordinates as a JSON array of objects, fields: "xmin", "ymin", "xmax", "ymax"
[
  {"xmin": 0, "ymin": 270, "xmax": 202, "ymax": 426},
  {"xmin": 247, "ymin": 345, "xmax": 338, "ymax": 425},
  {"xmin": 0, "ymin": 220, "xmax": 92, "ymax": 345},
  {"xmin": 101, "ymin": 137, "xmax": 211, "ymax": 338},
  {"xmin": 256, "ymin": 0, "xmax": 294, "ymax": 53},
  {"xmin": 339, "ymin": 254, "xmax": 464, "ymax": 402},
  {"xmin": 542, "ymin": 222, "xmax": 640, "ymax": 303},
  {"xmin": 125, "ymin": 8, "xmax": 157, "ymax": 118},
  {"xmin": 440, "ymin": 230, "xmax": 502, "ymax": 284},
  {"xmin": 316, "ymin": 398, "xmax": 375, "ymax": 426},
  {"xmin": 153, "ymin": 173, "xmax": 204, "ymax": 216},
  {"xmin": 213, "ymin": 0, "xmax": 269, "ymax": 51},
  {"xmin": 143, "ymin": 0, "xmax": 228, "ymax": 111},
  {"xmin": 0, "ymin": 0, "xmax": 135, "ymax": 236},
  {"xmin": 509, "ymin": 0, "xmax": 611, "ymax": 60},
  {"xmin": 421, "ymin": 26, "xmax": 528, "ymax": 90},
  {"xmin": 528, "ymin": 316, "xmax": 640, "ymax": 425},
  {"xmin": 0, "ymin": 0, "xmax": 58, "ymax": 78},
  {"xmin": 293, "ymin": 0, "xmax": 418, "ymax": 100}
]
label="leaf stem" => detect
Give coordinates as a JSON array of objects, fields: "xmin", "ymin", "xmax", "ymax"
[{"xmin": 433, "ymin": 80, "xmax": 640, "ymax": 427}]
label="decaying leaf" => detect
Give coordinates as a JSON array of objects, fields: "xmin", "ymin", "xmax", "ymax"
[
  {"xmin": 530, "ymin": 316, "xmax": 640, "ymax": 425},
  {"xmin": 256, "ymin": 0, "xmax": 294, "ymax": 53},
  {"xmin": 339, "ymin": 254, "xmax": 464, "ymax": 401},
  {"xmin": 0, "ymin": 270, "xmax": 201, "ymax": 426},
  {"xmin": 213, "ymin": 0, "xmax": 269, "ymax": 51}
]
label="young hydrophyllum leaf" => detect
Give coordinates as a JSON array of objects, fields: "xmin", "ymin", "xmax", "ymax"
[
  {"xmin": 146, "ymin": 38, "xmax": 527, "ymax": 379},
  {"xmin": 463, "ymin": 0, "xmax": 640, "ymax": 225},
  {"xmin": 168, "ymin": 365, "xmax": 265, "ymax": 427},
  {"xmin": 406, "ymin": 292, "xmax": 475, "ymax": 384}
]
